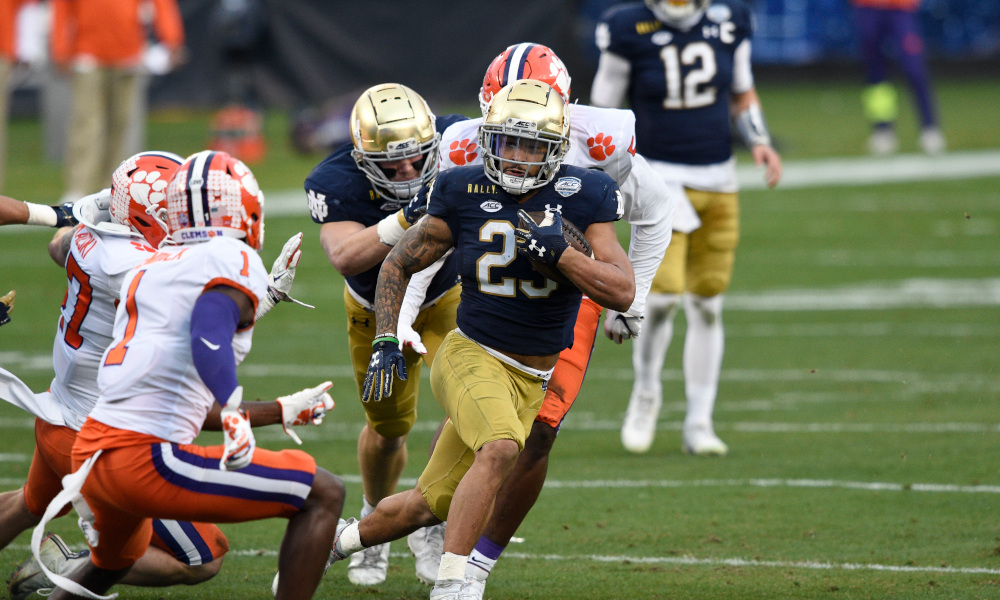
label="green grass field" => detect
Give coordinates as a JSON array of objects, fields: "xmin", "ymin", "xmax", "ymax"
[{"xmin": 1, "ymin": 78, "xmax": 999, "ymax": 599}]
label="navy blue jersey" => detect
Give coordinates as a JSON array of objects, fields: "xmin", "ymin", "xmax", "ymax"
[
  {"xmin": 303, "ymin": 113, "xmax": 468, "ymax": 304},
  {"xmin": 426, "ymin": 165, "xmax": 623, "ymax": 356},
  {"xmin": 599, "ymin": 0, "xmax": 753, "ymax": 165}
]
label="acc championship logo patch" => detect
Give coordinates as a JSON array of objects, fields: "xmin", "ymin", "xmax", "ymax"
[
  {"xmin": 651, "ymin": 31, "xmax": 674, "ymax": 46},
  {"xmin": 480, "ymin": 200, "xmax": 502, "ymax": 213},
  {"xmin": 554, "ymin": 177, "xmax": 582, "ymax": 198}
]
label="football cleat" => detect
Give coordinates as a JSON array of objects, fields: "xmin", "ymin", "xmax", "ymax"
[
  {"xmin": 350, "ymin": 83, "xmax": 440, "ymax": 204},
  {"xmin": 620, "ymin": 389, "xmax": 662, "ymax": 454},
  {"xmin": 867, "ymin": 128, "xmax": 898, "ymax": 156},
  {"xmin": 407, "ymin": 522, "xmax": 446, "ymax": 586},
  {"xmin": 479, "ymin": 80, "xmax": 570, "ymax": 195},
  {"xmin": 464, "ymin": 576, "xmax": 487, "ymax": 600},
  {"xmin": 346, "ymin": 541, "xmax": 390, "ymax": 585},
  {"xmin": 682, "ymin": 423, "xmax": 729, "ymax": 456},
  {"xmin": 479, "ymin": 43, "xmax": 571, "ymax": 117},
  {"xmin": 8, "ymin": 532, "xmax": 90, "ymax": 600},
  {"xmin": 429, "ymin": 577, "xmax": 468, "ymax": 600},
  {"xmin": 109, "ymin": 151, "xmax": 183, "ymax": 248},
  {"xmin": 919, "ymin": 127, "xmax": 946, "ymax": 155},
  {"xmin": 165, "ymin": 150, "xmax": 265, "ymax": 250}
]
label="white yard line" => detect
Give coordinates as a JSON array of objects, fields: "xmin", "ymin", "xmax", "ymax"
[{"xmin": 2, "ymin": 543, "xmax": 993, "ymax": 575}]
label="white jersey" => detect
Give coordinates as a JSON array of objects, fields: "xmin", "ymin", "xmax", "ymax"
[
  {"xmin": 50, "ymin": 225, "xmax": 156, "ymax": 430},
  {"xmin": 92, "ymin": 236, "xmax": 267, "ymax": 445},
  {"xmin": 438, "ymin": 104, "xmax": 675, "ymax": 318},
  {"xmin": 439, "ymin": 104, "xmax": 637, "ymax": 184}
]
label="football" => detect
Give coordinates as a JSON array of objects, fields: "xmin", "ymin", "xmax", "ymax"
[{"xmin": 518, "ymin": 211, "xmax": 593, "ymax": 287}]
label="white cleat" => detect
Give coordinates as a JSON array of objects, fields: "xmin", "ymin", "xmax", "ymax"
[
  {"xmin": 8, "ymin": 532, "xmax": 89, "ymax": 600},
  {"xmin": 464, "ymin": 576, "xmax": 487, "ymax": 600},
  {"xmin": 407, "ymin": 521, "xmax": 445, "ymax": 585},
  {"xmin": 347, "ymin": 541, "xmax": 390, "ymax": 585},
  {"xmin": 682, "ymin": 423, "xmax": 729, "ymax": 456},
  {"xmin": 919, "ymin": 127, "xmax": 946, "ymax": 155},
  {"xmin": 430, "ymin": 577, "xmax": 482, "ymax": 600},
  {"xmin": 867, "ymin": 128, "xmax": 898, "ymax": 155},
  {"xmin": 620, "ymin": 390, "xmax": 662, "ymax": 454}
]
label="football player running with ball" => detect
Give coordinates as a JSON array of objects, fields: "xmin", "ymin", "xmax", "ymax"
[
  {"xmin": 302, "ymin": 84, "xmax": 467, "ymax": 586},
  {"xmin": 401, "ymin": 42, "xmax": 675, "ymax": 598},
  {"xmin": 592, "ymin": 0, "xmax": 783, "ymax": 456},
  {"xmin": 321, "ymin": 80, "xmax": 635, "ymax": 600},
  {"xmin": 37, "ymin": 151, "xmax": 345, "ymax": 600}
]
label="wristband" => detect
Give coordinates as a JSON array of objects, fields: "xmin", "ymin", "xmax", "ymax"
[
  {"xmin": 375, "ymin": 210, "xmax": 409, "ymax": 246},
  {"xmin": 734, "ymin": 104, "xmax": 772, "ymax": 148},
  {"xmin": 372, "ymin": 335, "xmax": 399, "ymax": 347},
  {"xmin": 25, "ymin": 203, "xmax": 58, "ymax": 227}
]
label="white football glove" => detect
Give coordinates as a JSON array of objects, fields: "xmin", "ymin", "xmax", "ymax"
[
  {"xmin": 397, "ymin": 322, "xmax": 427, "ymax": 355},
  {"xmin": 603, "ymin": 310, "xmax": 643, "ymax": 344},
  {"xmin": 220, "ymin": 387, "xmax": 256, "ymax": 471},
  {"xmin": 256, "ymin": 232, "xmax": 315, "ymax": 320},
  {"xmin": 276, "ymin": 381, "xmax": 335, "ymax": 445}
]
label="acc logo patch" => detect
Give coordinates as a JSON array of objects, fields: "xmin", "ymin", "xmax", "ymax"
[
  {"xmin": 480, "ymin": 200, "xmax": 502, "ymax": 213},
  {"xmin": 554, "ymin": 177, "xmax": 582, "ymax": 198},
  {"xmin": 651, "ymin": 31, "xmax": 674, "ymax": 46}
]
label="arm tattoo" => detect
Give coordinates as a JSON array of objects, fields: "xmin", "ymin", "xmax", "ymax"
[{"xmin": 373, "ymin": 217, "xmax": 453, "ymax": 337}]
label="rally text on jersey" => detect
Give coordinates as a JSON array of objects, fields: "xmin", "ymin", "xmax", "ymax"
[
  {"xmin": 636, "ymin": 20, "xmax": 662, "ymax": 35},
  {"xmin": 468, "ymin": 183, "xmax": 499, "ymax": 195}
]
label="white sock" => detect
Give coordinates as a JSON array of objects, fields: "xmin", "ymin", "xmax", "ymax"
[
  {"xmin": 337, "ymin": 521, "xmax": 364, "ymax": 555},
  {"xmin": 682, "ymin": 293, "xmax": 724, "ymax": 427},
  {"xmin": 632, "ymin": 293, "xmax": 679, "ymax": 393},
  {"xmin": 437, "ymin": 552, "xmax": 468, "ymax": 582},
  {"xmin": 361, "ymin": 496, "xmax": 377, "ymax": 518},
  {"xmin": 465, "ymin": 549, "xmax": 496, "ymax": 581}
]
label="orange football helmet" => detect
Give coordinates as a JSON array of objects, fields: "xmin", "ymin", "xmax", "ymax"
[
  {"xmin": 479, "ymin": 43, "xmax": 571, "ymax": 117},
  {"xmin": 109, "ymin": 151, "xmax": 183, "ymax": 248},
  {"xmin": 165, "ymin": 150, "xmax": 265, "ymax": 250}
]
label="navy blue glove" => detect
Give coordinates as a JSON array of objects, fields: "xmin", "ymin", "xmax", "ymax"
[
  {"xmin": 515, "ymin": 209, "xmax": 569, "ymax": 267},
  {"xmin": 52, "ymin": 204, "xmax": 78, "ymax": 228},
  {"xmin": 0, "ymin": 290, "xmax": 14, "ymax": 327},
  {"xmin": 362, "ymin": 335, "xmax": 407, "ymax": 403},
  {"xmin": 402, "ymin": 189, "xmax": 429, "ymax": 226}
]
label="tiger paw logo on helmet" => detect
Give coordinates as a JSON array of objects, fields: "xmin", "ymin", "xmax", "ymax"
[
  {"xmin": 129, "ymin": 169, "xmax": 170, "ymax": 208},
  {"xmin": 449, "ymin": 139, "xmax": 478, "ymax": 166},
  {"xmin": 587, "ymin": 133, "xmax": 616, "ymax": 161}
]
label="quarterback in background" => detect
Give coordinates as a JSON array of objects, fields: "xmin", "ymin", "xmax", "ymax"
[
  {"xmin": 38, "ymin": 151, "xmax": 345, "ymax": 600},
  {"xmin": 592, "ymin": 0, "xmax": 782, "ymax": 456}
]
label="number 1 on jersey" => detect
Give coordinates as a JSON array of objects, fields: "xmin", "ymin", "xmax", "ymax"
[{"xmin": 104, "ymin": 270, "xmax": 146, "ymax": 366}]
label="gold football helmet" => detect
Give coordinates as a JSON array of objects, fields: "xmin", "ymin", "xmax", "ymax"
[
  {"xmin": 478, "ymin": 79, "xmax": 570, "ymax": 195},
  {"xmin": 646, "ymin": 0, "xmax": 710, "ymax": 28},
  {"xmin": 350, "ymin": 83, "xmax": 440, "ymax": 203}
]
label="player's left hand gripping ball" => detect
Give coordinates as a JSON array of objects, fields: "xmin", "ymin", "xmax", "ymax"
[
  {"xmin": 362, "ymin": 336, "xmax": 407, "ymax": 403},
  {"xmin": 0, "ymin": 290, "xmax": 14, "ymax": 327},
  {"xmin": 515, "ymin": 209, "xmax": 569, "ymax": 266},
  {"xmin": 277, "ymin": 381, "xmax": 335, "ymax": 444},
  {"xmin": 220, "ymin": 387, "xmax": 256, "ymax": 470}
]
